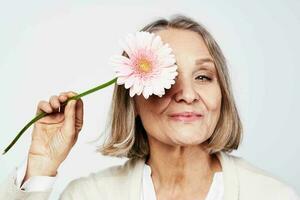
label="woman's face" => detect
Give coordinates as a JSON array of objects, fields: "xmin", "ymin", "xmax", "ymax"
[{"xmin": 134, "ymin": 28, "xmax": 222, "ymax": 146}]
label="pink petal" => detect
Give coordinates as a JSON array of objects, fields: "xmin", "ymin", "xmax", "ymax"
[
  {"xmin": 119, "ymin": 40, "xmax": 134, "ymax": 58},
  {"xmin": 133, "ymin": 80, "xmax": 144, "ymax": 95},
  {"xmin": 125, "ymin": 34, "xmax": 138, "ymax": 57},
  {"xmin": 110, "ymin": 55, "xmax": 130, "ymax": 63},
  {"xmin": 157, "ymin": 46, "xmax": 173, "ymax": 58},
  {"xmin": 151, "ymin": 35, "xmax": 163, "ymax": 51},
  {"xmin": 159, "ymin": 58, "xmax": 176, "ymax": 68},
  {"xmin": 129, "ymin": 87, "xmax": 136, "ymax": 97},
  {"xmin": 124, "ymin": 76, "xmax": 136, "ymax": 89},
  {"xmin": 117, "ymin": 76, "xmax": 128, "ymax": 85},
  {"xmin": 142, "ymin": 86, "xmax": 152, "ymax": 99},
  {"xmin": 115, "ymin": 66, "xmax": 133, "ymax": 76}
]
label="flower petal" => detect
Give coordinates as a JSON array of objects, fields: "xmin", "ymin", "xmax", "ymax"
[
  {"xmin": 134, "ymin": 80, "xmax": 144, "ymax": 95},
  {"xmin": 117, "ymin": 76, "xmax": 128, "ymax": 85}
]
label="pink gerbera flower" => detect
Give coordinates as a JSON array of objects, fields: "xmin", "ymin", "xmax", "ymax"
[{"xmin": 110, "ymin": 31, "xmax": 178, "ymax": 99}]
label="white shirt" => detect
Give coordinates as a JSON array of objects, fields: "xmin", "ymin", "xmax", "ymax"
[
  {"xmin": 15, "ymin": 158, "xmax": 224, "ymax": 199},
  {"xmin": 15, "ymin": 158, "xmax": 56, "ymax": 192}
]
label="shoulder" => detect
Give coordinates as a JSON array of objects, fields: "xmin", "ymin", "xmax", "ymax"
[
  {"xmin": 225, "ymin": 153, "xmax": 299, "ymax": 199},
  {"xmin": 59, "ymin": 158, "xmax": 144, "ymax": 199}
]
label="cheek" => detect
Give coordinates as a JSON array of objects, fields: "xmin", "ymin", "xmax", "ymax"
[
  {"xmin": 200, "ymin": 85, "xmax": 222, "ymax": 135},
  {"xmin": 138, "ymin": 110, "xmax": 168, "ymax": 142},
  {"xmin": 136, "ymin": 97, "xmax": 169, "ymax": 125},
  {"xmin": 136, "ymin": 97, "xmax": 172, "ymax": 140},
  {"xmin": 200, "ymin": 85, "xmax": 222, "ymax": 112},
  {"xmin": 138, "ymin": 95, "xmax": 172, "ymax": 115}
]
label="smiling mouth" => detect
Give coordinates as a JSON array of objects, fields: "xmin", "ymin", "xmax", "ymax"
[{"xmin": 169, "ymin": 112, "xmax": 203, "ymax": 122}]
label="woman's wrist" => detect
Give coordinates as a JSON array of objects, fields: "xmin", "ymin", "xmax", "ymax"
[{"xmin": 26, "ymin": 155, "xmax": 59, "ymax": 177}]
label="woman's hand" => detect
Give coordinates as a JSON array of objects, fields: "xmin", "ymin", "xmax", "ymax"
[{"xmin": 22, "ymin": 91, "xmax": 84, "ymax": 184}]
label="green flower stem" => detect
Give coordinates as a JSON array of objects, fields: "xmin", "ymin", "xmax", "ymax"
[{"xmin": 2, "ymin": 77, "xmax": 117, "ymax": 155}]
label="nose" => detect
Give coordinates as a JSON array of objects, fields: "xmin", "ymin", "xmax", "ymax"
[{"xmin": 172, "ymin": 75, "xmax": 200, "ymax": 104}]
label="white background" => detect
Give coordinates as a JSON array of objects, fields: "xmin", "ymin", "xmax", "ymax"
[{"xmin": 0, "ymin": 0, "xmax": 299, "ymax": 199}]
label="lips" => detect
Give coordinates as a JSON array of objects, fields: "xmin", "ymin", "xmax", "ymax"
[{"xmin": 169, "ymin": 112, "xmax": 203, "ymax": 122}]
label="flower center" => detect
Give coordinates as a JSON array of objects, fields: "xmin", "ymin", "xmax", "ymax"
[{"xmin": 138, "ymin": 59, "xmax": 152, "ymax": 73}]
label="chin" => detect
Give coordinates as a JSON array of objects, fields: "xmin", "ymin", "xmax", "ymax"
[{"xmin": 171, "ymin": 134, "xmax": 207, "ymax": 146}]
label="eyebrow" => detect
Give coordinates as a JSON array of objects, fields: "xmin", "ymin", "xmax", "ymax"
[
  {"xmin": 174, "ymin": 57, "xmax": 215, "ymax": 66},
  {"xmin": 194, "ymin": 57, "xmax": 216, "ymax": 74},
  {"xmin": 174, "ymin": 57, "xmax": 216, "ymax": 73},
  {"xmin": 195, "ymin": 57, "xmax": 215, "ymax": 65}
]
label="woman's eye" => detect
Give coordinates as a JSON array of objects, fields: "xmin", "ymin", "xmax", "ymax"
[{"xmin": 195, "ymin": 75, "xmax": 212, "ymax": 81}]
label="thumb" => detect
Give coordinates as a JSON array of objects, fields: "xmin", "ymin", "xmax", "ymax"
[{"xmin": 62, "ymin": 99, "xmax": 77, "ymax": 138}]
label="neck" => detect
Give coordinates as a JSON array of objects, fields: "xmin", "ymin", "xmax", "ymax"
[{"xmin": 145, "ymin": 136, "xmax": 222, "ymax": 194}]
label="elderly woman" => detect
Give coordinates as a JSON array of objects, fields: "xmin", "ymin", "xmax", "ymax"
[{"xmin": 1, "ymin": 15, "xmax": 299, "ymax": 200}]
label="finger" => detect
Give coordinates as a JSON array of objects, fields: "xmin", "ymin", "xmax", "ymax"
[
  {"xmin": 75, "ymin": 98, "xmax": 84, "ymax": 131},
  {"xmin": 58, "ymin": 91, "xmax": 78, "ymax": 111},
  {"xmin": 58, "ymin": 94, "xmax": 68, "ymax": 103},
  {"xmin": 58, "ymin": 91, "xmax": 73, "ymax": 97},
  {"xmin": 58, "ymin": 92, "xmax": 71, "ymax": 102},
  {"xmin": 62, "ymin": 99, "xmax": 77, "ymax": 137},
  {"xmin": 36, "ymin": 100, "xmax": 53, "ymax": 115},
  {"xmin": 67, "ymin": 91, "xmax": 79, "ymax": 99},
  {"xmin": 64, "ymin": 91, "xmax": 83, "ymax": 133},
  {"xmin": 59, "ymin": 91, "xmax": 79, "ymax": 101},
  {"xmin": 49, "ymin": 95, "xmax": 60, "ymax": 111},
  {"xmin": 69, "ymin": 91, "xmax": 83, "ymax": 116}
]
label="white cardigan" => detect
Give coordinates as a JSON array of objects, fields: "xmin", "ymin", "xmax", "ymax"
[
  {"xmin": 14, "ymin": 156, "xmax": 224, "ymax": 199},
  {"xmin": 0, "ymin": 151, "xmax": 299, "ymax": 200}
]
